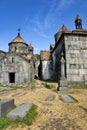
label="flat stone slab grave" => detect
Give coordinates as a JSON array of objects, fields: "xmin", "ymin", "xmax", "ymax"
[
  {"xmin": 46, "ymin": 95, "xmax": 55, "ymax": 101},
  {"xmin": 0, "ymin": 99, "xmax": 14, "ymax": 118},
  {"xmin": 0, "ymin": 92, "xmax": 14, "ymax": 97},
  {"xmin": 7, "ymin": 103, "xmax": 33, "ymax": 120},
  {"xmin": 59, "ymin": 94, "xmax": 77, "ymax": 103}
]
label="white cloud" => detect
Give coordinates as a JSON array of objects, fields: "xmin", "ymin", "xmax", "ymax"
[
  {"xmin": 44, "ymin": 0, "xmax": 75, "ymax": 24},
  {"xmin": 30, "ymin": 0, "xmax": 75, "ymax": 38},
  {"xmin": 31, "ymin": 16, "xmax": 51, "ymax": 38},
  {"xmin": 58, "ymin": 0, "xmax": 74, "ymax": 10}
]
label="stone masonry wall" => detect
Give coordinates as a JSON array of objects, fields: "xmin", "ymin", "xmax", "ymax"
[
  {"xmin": 52, "ymin": 37, "xmax": 65, "ymax": 81},
  {"xmin": 9, "ymin": 43, "xmax": 28, "ymax": 53},
  {"xmin": 65, "ymin": 34, "xmax": 87, "ymax": 86},
  {"xmin": 0, "ymin": 53, "xmax": 31, "ymax": 85}
]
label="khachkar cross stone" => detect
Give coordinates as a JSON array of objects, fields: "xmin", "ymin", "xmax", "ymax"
[{"xmin": 58, "ymin": 53, "xmax": 68, "ymax": 91}]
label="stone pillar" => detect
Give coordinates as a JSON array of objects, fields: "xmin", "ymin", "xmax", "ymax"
[{"xmin": 58, "ymin": 55, "xmax": 68, "ymax": 91}]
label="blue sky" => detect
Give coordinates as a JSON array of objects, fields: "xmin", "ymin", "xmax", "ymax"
[{"xmin": 0, "ymin": 0, "xmax": 87, "ymax": 54}]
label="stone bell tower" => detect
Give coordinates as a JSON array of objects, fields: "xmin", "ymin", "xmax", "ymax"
[
  {"xmin": 75, "ymin": 15, "xmax": 82, "ymax": 29},
  {"xmin": 28, "ymin": 43, "xmax": 34, "ymax": 54}
]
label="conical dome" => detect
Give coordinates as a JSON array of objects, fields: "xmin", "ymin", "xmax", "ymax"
[
  {"xmin": 8, "ymin": 31, "xmax": 28, "ymax": 53},
  {"xmin": 8, "ymin": 32, "xmax": 27, "ymax": 46}
]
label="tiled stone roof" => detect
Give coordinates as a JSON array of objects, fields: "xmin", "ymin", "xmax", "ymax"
[
  {"xmin": 58, "ymin": 25, "xmax": 71, "ymax": 33},
  {"xmin": 40, "ymin": 51, "xmax": 50, "ymax": 61},
  {"xmin": 8, "ymin": 33, "xmax": 27, "ymax": 45}
]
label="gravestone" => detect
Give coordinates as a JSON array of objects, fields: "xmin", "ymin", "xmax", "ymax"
[
  {"xmin": 0, "ymin": 99, "xmax": 14, "ymax": 118},
  {"xmin": 59, "ymin": 94, "xmax": 77, "ymax": 103},
  {"xmin": 7, "ymin": 103, "xmax": 33, "ymax": 120},
  {"xmin": 46, "ymin": 95, "xmax": 55, "ymax": 101}
]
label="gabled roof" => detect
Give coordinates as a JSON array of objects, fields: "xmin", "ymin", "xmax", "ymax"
[
  {"xmin": 40, "ymin": 51, "xmax": 50, "ymax": 61},
  {"xmin": 58, "ymin": 25, "xmax": 71, "ymax": 33}
]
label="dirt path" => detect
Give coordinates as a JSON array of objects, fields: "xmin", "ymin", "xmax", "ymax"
[{"xmin": 0, "ymin": 80, "xmax": 87, "ymax": 130}]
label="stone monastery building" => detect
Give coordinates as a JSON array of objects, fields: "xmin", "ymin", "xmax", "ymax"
[
  {"xmin": 0, "ymin": 30, "xmax": 40, "ymax": 86},
  {"xmin": 40, "ymin": 15, "xmax": 87, "ymax": 88},
  {"xmin": 1, "ymin": 15, "xmax": 87, "ymax": 88}
]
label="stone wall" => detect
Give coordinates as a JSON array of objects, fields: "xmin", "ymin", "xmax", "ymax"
[
  {"xmin": 0, "ymin": 51, "xmax": 6, "ymax": 60},
  {"xmin": 65, "ymin": 34, "xmax": 87, "ymax": 86},
  {"xmin": 9, "ymin": 43, "xmax": 28, "ymax": 53},
  {"xmin": 41, "ymin": 60, "xmax": 52, "ymax": 80},
  {"xmin": 52, "ymin": 37, "xmax": 65, "ymax": 81},
  {"xmin": 0, "ymin": 53, "xmax": 32, "ymax": 85}
]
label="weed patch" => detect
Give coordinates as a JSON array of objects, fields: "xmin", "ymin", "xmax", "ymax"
[{"xmin": 0, "ymin": 115, "xmax": 13, "ymax": 130}]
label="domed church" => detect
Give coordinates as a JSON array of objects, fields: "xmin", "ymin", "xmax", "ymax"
[{"xmin": 0, "ymin": 29, "xmax": 39, "ymax": 86}]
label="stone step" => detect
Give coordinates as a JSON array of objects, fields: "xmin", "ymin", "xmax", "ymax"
[
  {"xmin": 7, "ymin": 103, "xmax": 33, "ymax": 120},
  {"xmin": 0, "ymin": 99, "xmax": 14, "ymax": 118},
  {"xmin": 59, "ymin": 94, "xmax": 77, "ymax": 103}
]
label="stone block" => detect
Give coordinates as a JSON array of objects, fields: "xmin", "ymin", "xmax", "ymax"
[
  {"xmin": 67, "ymin": 69, "xmax": 79, "ymax": 74},
  {"xmin": 68, "ymin": 75, "xmax": 83, "ymax": 82},
  {"xmin": 59, "ymin": 78, "xmax": 68, "ymax": 91},
  {"xmin": 78, "ymin": 69, "xmax": 85, "ymax": 75},
  {"xmin": 0, "ymin": 99, "xmax": 14, "ymax": 118},
  {"xmin": 7, "ymin": 103, "xmax": 33, "ymax": 120}
]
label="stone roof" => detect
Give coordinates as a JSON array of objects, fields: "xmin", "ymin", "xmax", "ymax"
[
  {"xmin": 8, "ymin": 33, "xmax": 28, "ymax": 46},
  {"xmin": 58, "ymin": 25, "xmax": 71, "ymax": 33},
  {"xmin": 40, "ymin": 51, "xmax": 50, "ymax": 61},
  {"xmin": 72, "ymin": 29, "xmax": 87, "ymax": 34}
]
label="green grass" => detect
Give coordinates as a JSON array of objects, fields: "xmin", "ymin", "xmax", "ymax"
[
  {"xmin": 28, "ymin": 80, "xmax": 36, "ymax": 87},
  {"xmin": 42, "ymin": 82, "xmax": 55, "ymax": 89},
  {"xmin": 24, "ymin": 104, "xmax": 38, "ymax": 125},
  {"xmin": 0, "ymin": 115, "xmax": 13, "ymax": 130},
  {"xmin": 0, "ymin": 104, "xmax": 38, "ymax": 130},
  {"xmin": 42, "ymin": 79, "xmax": 57, "ymax": 83},
  {"xmin": 0, "ymin": 80, "xmax": 36, "ymax": 91}
]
